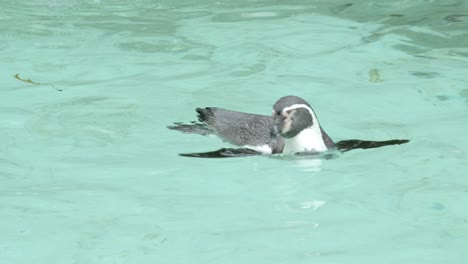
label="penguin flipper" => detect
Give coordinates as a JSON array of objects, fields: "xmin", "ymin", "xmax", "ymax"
[
  {"xmin": 179, "ymin": 148, "xmax": 262, "ymax": 158},
  {"xmin": 336, "ymin": 139, "xmax": 409, "ymax": 152}
]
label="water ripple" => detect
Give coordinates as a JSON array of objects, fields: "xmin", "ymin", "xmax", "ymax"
[{"xmin": 26, "ymin": 97, "xmax": 138, "ymax": 147}]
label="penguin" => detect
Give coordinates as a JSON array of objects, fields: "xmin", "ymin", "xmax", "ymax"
[{"xmin": 168, "ymin": 95, "xmax": 409, "ymax": 158}]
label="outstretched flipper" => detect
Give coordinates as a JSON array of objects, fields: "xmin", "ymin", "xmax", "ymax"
[
  {"xmin": 178, "ymin": 139, "xmax": 409, "ymax": 158},
  {"xmin": 335, "ymin": 139, "xmax": 409, "ymax": 152},
  {"xmin": 179, "ymin": 148, "xmax": 263, "ymax": 158}
]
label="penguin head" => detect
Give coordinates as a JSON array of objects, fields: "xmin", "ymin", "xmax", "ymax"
[{"xmin": 272, "ymin": 96, "xmax": 316, "ymax": 139}]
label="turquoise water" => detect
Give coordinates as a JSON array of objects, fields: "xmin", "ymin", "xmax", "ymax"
[{"xmin": 1, "ymin": 0, "xmax": 468, "ymax": 263}]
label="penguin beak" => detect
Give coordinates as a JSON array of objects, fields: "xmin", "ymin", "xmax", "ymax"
[
  {"xmin": 272, "ymin": 122, "xmax": 280, "ymax": 137},
  {"xmin": 274, "ymin": 110, "xmax": 295, "ymax": 136},
  {"xmin": 273, "ymin": 114, "xmax": 284, "ymax": 136}
]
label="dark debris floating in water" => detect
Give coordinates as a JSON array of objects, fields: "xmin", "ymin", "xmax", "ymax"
[
  {"xmin": 14, "ymin": 74, "xmax": 62, "ymax": 92},
  {"xmin": 443, "ymin": 14, "xmax": 468, "ymax": 22}
]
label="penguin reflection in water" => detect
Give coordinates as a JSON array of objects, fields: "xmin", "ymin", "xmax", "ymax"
[{"xmin": 168, "ymin": 96, "xmax": 409, "ymax": 158}]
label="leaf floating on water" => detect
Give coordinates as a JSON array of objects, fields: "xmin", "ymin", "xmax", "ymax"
[
  {"xmin": 369, "ymin": 68, "xmax": 382, "ymax": 82},
  {"xmin": 14, "ymin": 73, "xmax": 62, "ymax": 91},
  {"xmin": 14, "ymin": 73, "xmax": 39, "ymax": 84}
]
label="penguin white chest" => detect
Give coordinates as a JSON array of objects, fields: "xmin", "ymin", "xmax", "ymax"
[{"xmin": 282, "ymin": 127, "xmax": 328, "ymax": 154}]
